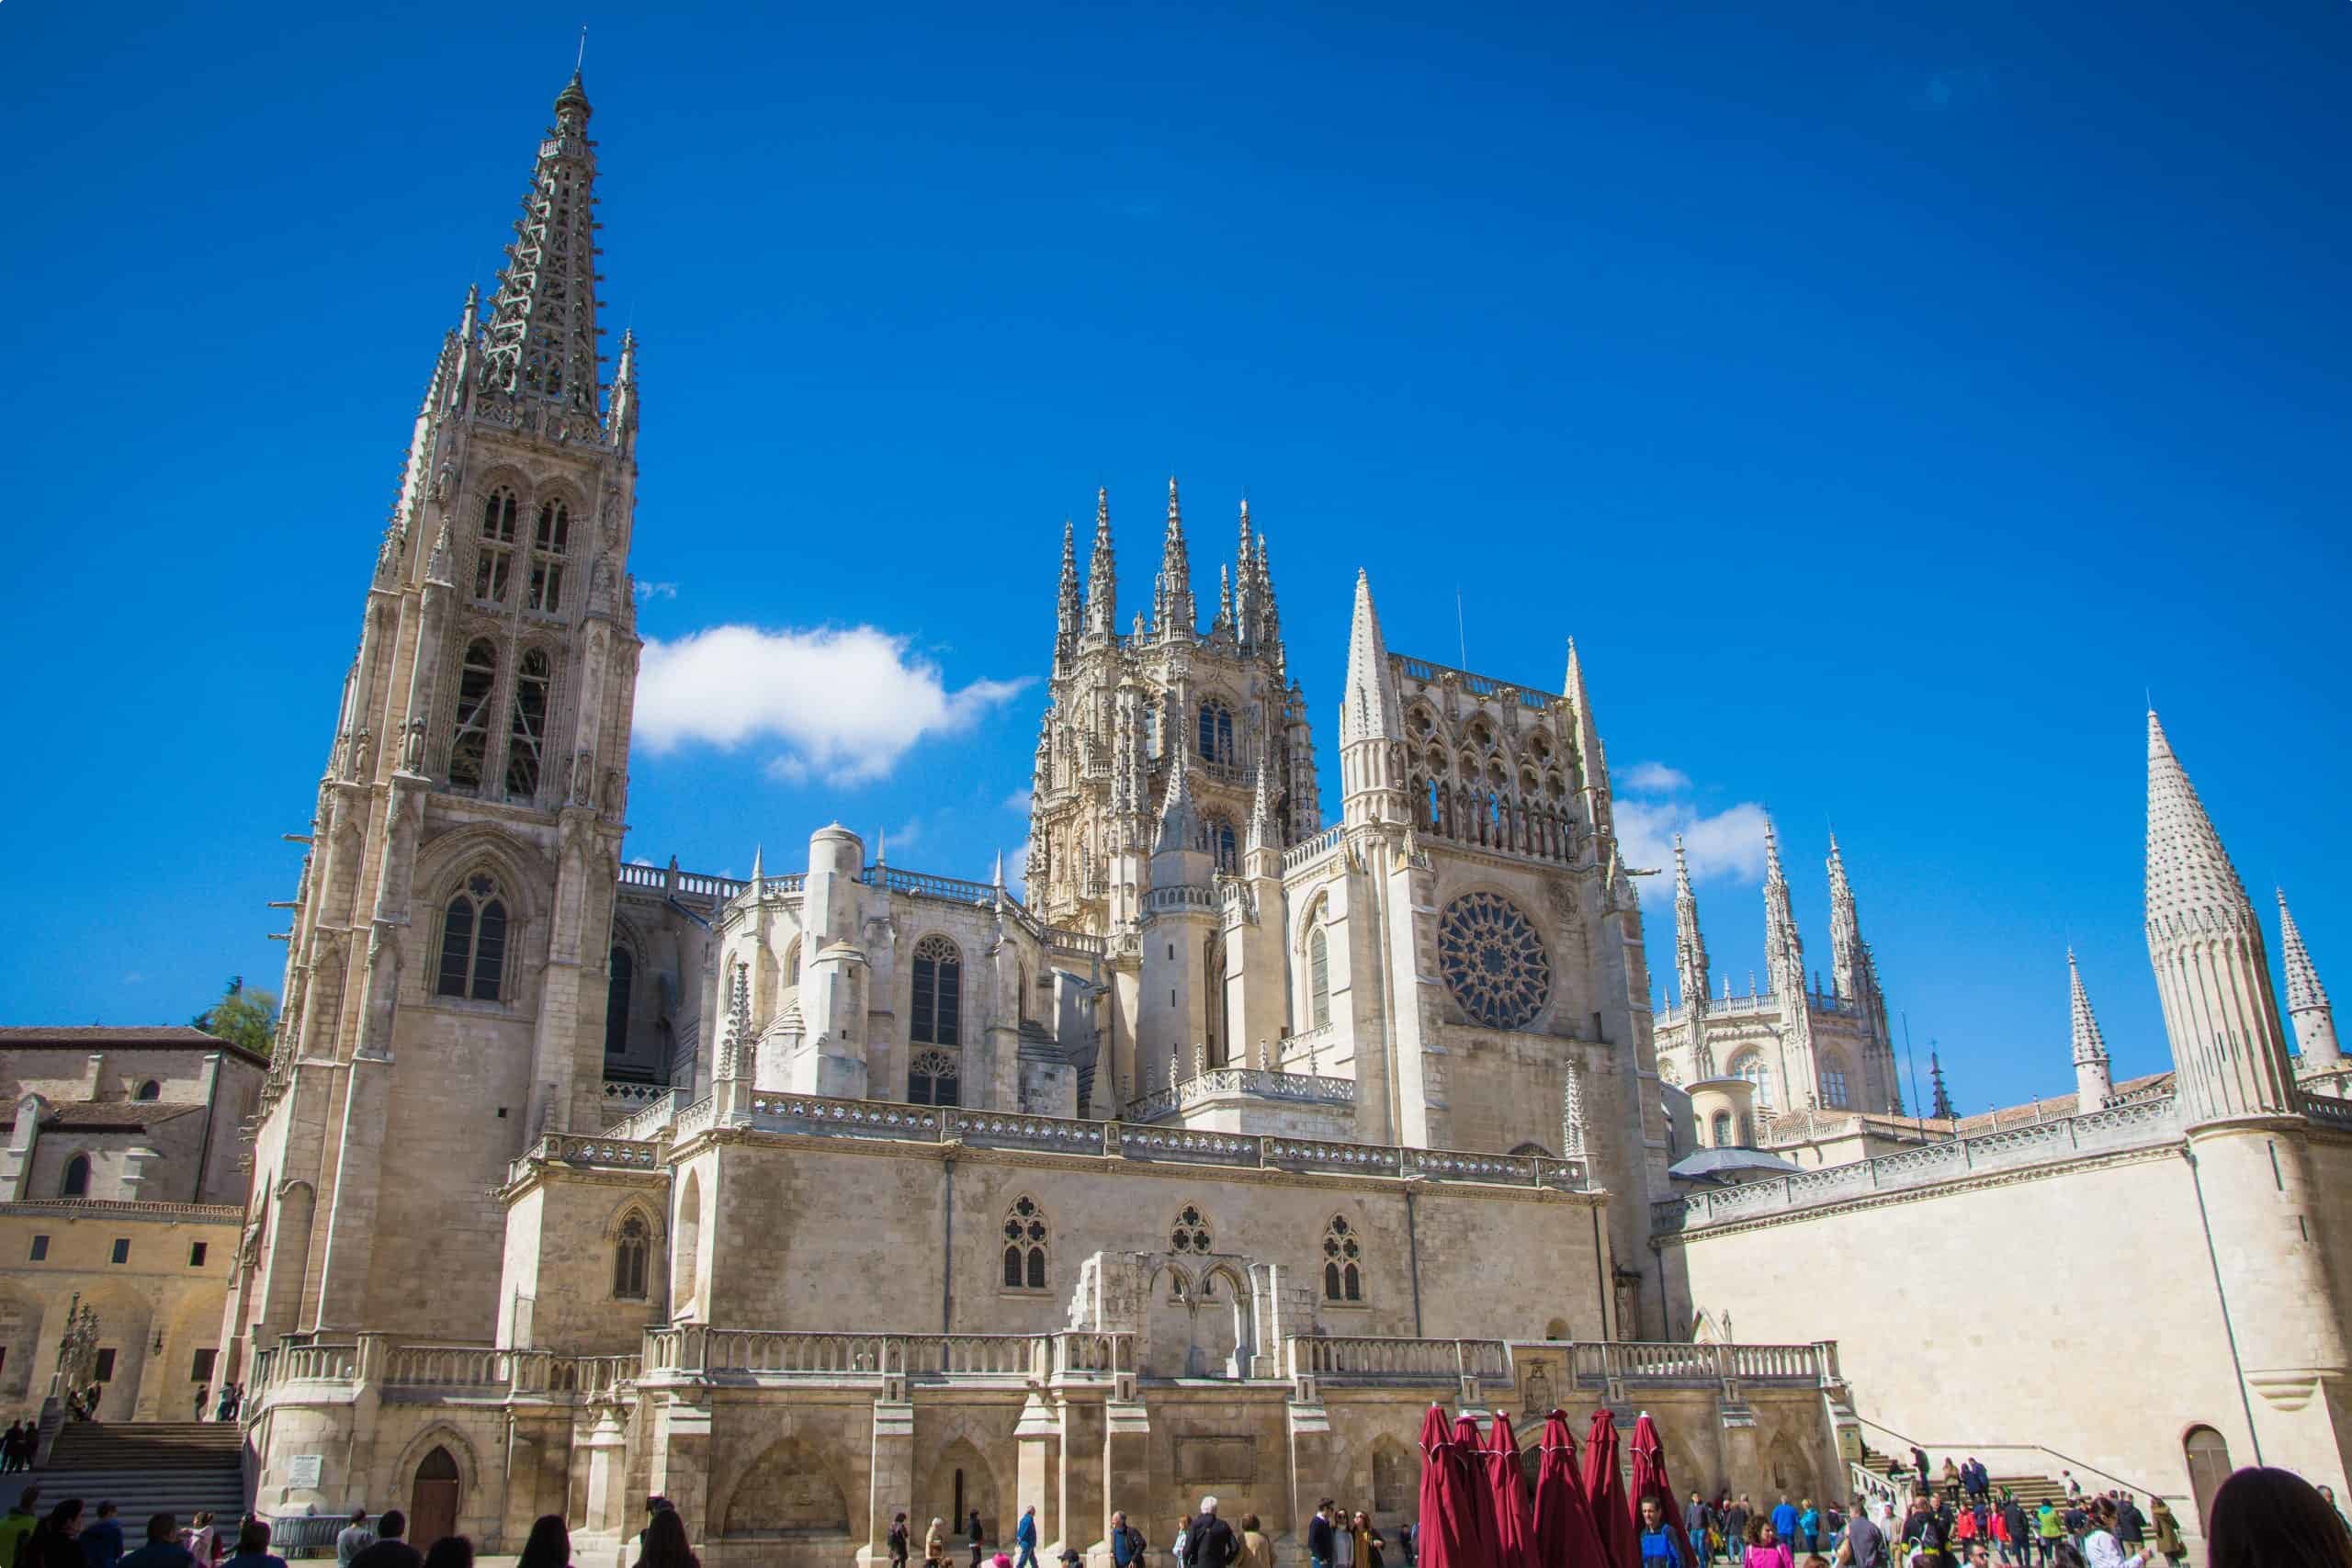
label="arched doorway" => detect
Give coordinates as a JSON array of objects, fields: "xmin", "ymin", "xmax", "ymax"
[
  {"xmin": 410, "ymin": 1446, "xmax": 461, "ymax": 1548},
  {"xmin": 2184, "ymin": 1426, "xmax": 2233, "ymax": 1531}
]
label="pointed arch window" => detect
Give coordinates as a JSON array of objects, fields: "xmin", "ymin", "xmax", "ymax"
[
  {"xmin": 613, "ymin": 1212, "xmax": 650, "ymax": 1301},
  {"xmin": 61, "ymin": 1155, "xmax": 91, "ymax": 1200},
  {"xmin": 1321, "ymin": 1214, "xmax": 1363, "ymax": 1302},
  {"xmin": 505, "ymin": 648, "xmax": 551, "ymax": 799},
  {"xmin": 1729, "ymin": 1050, "xmax": 1773, "ymax": 1111},
  {"xmin": 910, "ymin": 936, "xmax": 962, "ymax": 1047},
  {"xmin": 436, "ymin": 873, "xmax": 509, "ymax": 1002},
  {"xmin": 1207, "ymin": 818, "xmax": 1238, "ymax": 874},
  {"xmin": 1002, "ymin": 1194, "xmax": 1048, "ymax": 1291},
  {"xmin": 1197, "ymin": 700, "xmax": 1235, "ymax": 764},
  {"xmin": 1819, "ymin": 1055, "xmax": 1850, "ymax": 1110},
  {"xmin": 134, "ymin": 1080, "xmax": 161, "ymax": 1102},
  {"xmin": 909, "ymin": 1048, "xmax": 960, "ymax": 1109},
  {"xmin": 475, "ymin": 489, "xmax": 518, "ymax": 604},
  {"xmin": 448, "ymin": 639, "xmax": 499, "ymax": 790},
  {"xmin": 1711, "ymin": 1111, "xmax": 1733, "ymax": 1147},
  {"xmin": 527, "ymin": 501, "xmax": 570, "ymax": 613},
  {"xmin": 1308, "ymin": 927, "xmax": 1330, "ymax": 1031},
  {"xmin": 605, "ymin": 947, "xmax": 634, "ymax": 1062}
]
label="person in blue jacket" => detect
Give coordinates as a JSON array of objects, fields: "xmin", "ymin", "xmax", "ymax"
[
  {"xmin": 1642, "ymin": 1496, "xmax": 1690, "ymax": 1568},
  {"xmin": 1015, "ymin": 1508, "xmax": 1039, "ymax": 1568}
]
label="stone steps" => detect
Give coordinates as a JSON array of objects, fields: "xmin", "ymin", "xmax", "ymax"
[{"xmin": 10, "ymin": 1422, "xmax": 246, "ymax": 1526}]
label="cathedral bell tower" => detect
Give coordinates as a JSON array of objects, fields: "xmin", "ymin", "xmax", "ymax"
[{"xmin": 231, "ymin": 73, "xmax": 645, "ymax": 1351}]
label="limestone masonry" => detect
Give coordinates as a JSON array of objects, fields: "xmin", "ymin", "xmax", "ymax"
[{"xmin": 6, "ymin": 71, "xmax": 2347, "ymax": 1568}]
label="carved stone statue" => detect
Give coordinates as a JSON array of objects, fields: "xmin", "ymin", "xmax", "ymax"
[{"xmin": 571, "ymin": 748, "xmax": 594, "ymax": 806}]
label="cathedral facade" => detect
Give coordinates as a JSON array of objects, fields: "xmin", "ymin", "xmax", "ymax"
[{"xmin": 16, "ymin": 67, "xmax": 2338, "ymax": 1568}]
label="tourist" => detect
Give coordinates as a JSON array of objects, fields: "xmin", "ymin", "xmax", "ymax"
[
  {"xmin": 888, "ymin": 1514, "xmax": 910, "ymax": 1568},
  {"xmin": 1238, "ymin": 1514, "xmax": 1272, "ymax": 1568},
  {"xmin": 1909, "ymin": 1452, "xmax": 1930, "ymax": 1492},
  {"xmin": 968, "ymin": 1510, "xmax": 985, "ymax": 1568},
  {"xmin": 186, "ymin": 1516, "xmax": 218, "ymax": 1568},
  {"xmin": 1641, "ymin": 1496, "xmax": 1690, "ymax": 1568},
  {"xmin": 0, "ymin": 1487, "xmax": 43, "ymax": 1567},
  {"xmin": 1328, "ymin": 1512, "xmax": 1350, "ymax": 1568},
  {"xmin": 1, "ymin": 1424, "xmax": 23, "ymax": 1472},
  {"xmin": 925, "ymin": 1519, "xmax": 947, "ymax": 1568},
  {"xmin": 1689, "ymin": 1495, "xmax": 1717, "ymax": 1564},
  {"xmin": 1837, "ymin": 1496, "xmax": 1884, "ymax": 1568},
  {"xmin": 2111, "ymin": 1497, "xmax": 2144, "ymax": 1554},
  {"xmin": 631, "ymin": 1507, "xmax": 696, "ymax": 1568},
  {"xmin": 2034, "ymin": 1502, "xmax": 2062, "ymax": 1568},
  {"xmin": 2201, "ymin": 1476, "xmax": 2352, "ymax": 1568},
  {"xmin": 1306, "ymin": 1503, "xmax": 1338, "ymax": 1568},
  {"xmin": 348, "ymin": 1511, "xmax": 422, "ymax": 1568},
  {"xmin": 1110, "ymin": 1514, "xmax": 1147, "ymax": 1568},
  {"xmin": 1998, "ymin": 1498, "xmax": 2028, "ymax": 1567},
  {"xmin": 1726, "ymin": 1499, "xmax": 1753, "ymax": 1559},
  {"xmin": 418, "ymin": 1539, "xmax": 469, "ymax": 1568},
  {"xmin": 1940, "ymin": 1465, "xmax": 1961, "ymax": 1507},
  {"xmin": 119, "ymin": 1515, "xmax": 192, "ymax": 1568},
  {"xmin": 515, "ymin": 1517, "xmax": 570, "ymax": 1568},
  {"xmin": 2062, "ymin": 1477, "xmax": 2081, "ymax": 1503},
  {"xmin": 1773, "ymin": 1499, "xmax": 1802, "ymax": 1551},
  {"xmin": 1951, "ymin": 1507, "xmax": 1976, "ymax": 1560},
  {"xmin": 335, "ymin": 1513, "xmax": 374, "ymax": 1568},
  {"xmin": 1186, "ymin": 1499, "xmax": 1238, "ymax": 1568},
  {"xmin": 2146, "ymin": 1502, "xmax": 2182, "ymax": 1568},
  {"xmin": 1746, "ymin": 1517, "xmax": 1793, "ymax": 1568},
  {"xmin": 1903, "ymin": 1493, "xmax": 1951, "ymax": 1568},
  {"xmin": 1016, "ymin": 1508, "xmax": 1039, "ymax": 1568},
  {"xmin": 218, "ymin": 1521, "xmax": 285, "ymax": 1568},
  {"xmin": 1347, "ymin": 1513, "xmax": 1378, "ymax": 1568},
  {"xmin": 1800, "ymin": 1502, "xmax": 1821, "ymax": 1555},
  {"xmin": 2079, "ymin": 1499, "xmax": 2155, "ymax": 1568},
  {"xmin": 83, "ymin": 1503, "xmax": 123, "ymax": 1568},
  {"xmin": 28, "ymin": 1501, "xmax": 87, "ymax": 1568}
]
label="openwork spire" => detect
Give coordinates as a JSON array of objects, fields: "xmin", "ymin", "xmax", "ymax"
[
  {"xmin": 1085, "ymin": 488, "xmax": 1117, "ymax": 638},
  {"xmin": 1826, "ymin": 830, "xmax": 1870, "ymax": 1002},
  {"xmin": 1761, "ymin": 819, "xmax": 1804, "ymax": 995},
  {"xmin": 1154, "ymin": 740, "xmax": 1199, "ymax": 856},
  {"xmin": 1672, "ymin": 834, "xmax": 1713, "ymax": 1029},
  {"xmin": 2280, "ymin": 888, "xmax": 2331, "ymax": 1014},
  {"xmin": 1246, "ymin": 757, "xmax": 1276, "ymax": 859},
  {"xmin": 1157, "ymin": 476, "xmax": 1195, "ymax": 638},
  {"xmin": 1057, "ymin": 518, "xmax": 1081, "ymax": 648},
  {"xmin": 481, "ymin": 73, "xmax": 605, "ymax": 417},
  {"xmin": 1340, "ymin": 570, "xmax": 1402, "ymax": 746}
]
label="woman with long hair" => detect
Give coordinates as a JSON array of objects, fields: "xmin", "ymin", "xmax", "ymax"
[
  {"xmin": 516, "ymin": 1517, "xmax": 571, "ymax": 1568},
  {"xmin": 633, "ymin": 1506, "xmax": 697, "ymax": 1568}
]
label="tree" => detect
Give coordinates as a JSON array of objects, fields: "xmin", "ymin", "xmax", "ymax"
[{"xmin": 193, "ymin": 975, "xmax": 277, "ymax": 1056}]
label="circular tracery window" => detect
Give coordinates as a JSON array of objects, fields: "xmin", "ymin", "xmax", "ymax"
[{"xmin": 1438, "ymin": 892, "xmax": 1552, "ymax": 1030}]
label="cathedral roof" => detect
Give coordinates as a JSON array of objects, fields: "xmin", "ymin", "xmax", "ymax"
[{"xmin": 0, "ymin": 1026, "xmax": 267, "ymax": 1067}]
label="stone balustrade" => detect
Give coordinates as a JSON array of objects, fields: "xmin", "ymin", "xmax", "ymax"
[
  {"xmin": 1288, "ymin": 1337, "xmax": 1509, "ymax": 1383},
  {"xmin": 1570, "ymin": 1339, "xmax": 1837, "ymax": 1393},
  {"xmin": 606, "ymin": 1089, "xmax": 679, "ymax": 1142},
  {"xmin": 638, "ymin": 1326, "xmax": 1132, "ymax": 1385},
  {"xmin": 1125, "ymin": 1067, "xmax": 1357, "ymax": 1124},
  {"xmin": 1655, "ymin": 1095, "xmax": 2185, "ymax": 1233},
  {"xmin": 676, "ymin": 1088, "xmax": 1591, "ymax": 1192},
  {"xmin": 1283, "ymin": 825, "xmax": 1348, "ymax": 874},
  {"xmin": 249, "ymin": 1337, "xmax": 644, "ymax": 1409},
  {"xmin": 505, "ymin": 1132, "xmax": 662, "ymax": 1188}
]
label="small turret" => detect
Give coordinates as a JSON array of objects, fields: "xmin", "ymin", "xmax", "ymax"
[
  {"xmin": 2279, "ymin": 887, "xmax": 2342, "ymax": 1069},
  {"xmin": 2068, "ymin": 948, "xmax": 2113, "ymax": 1106}
]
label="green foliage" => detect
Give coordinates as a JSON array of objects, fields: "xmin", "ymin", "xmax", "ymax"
[{"xmin": 192, "ymin": 975, "xmax": 277, "ymax": 1055}]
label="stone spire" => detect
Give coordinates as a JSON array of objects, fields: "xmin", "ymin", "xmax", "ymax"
[
  {"xmin": 1928, "ymin": 1052, "xmax": 1954, "ymax": 1120},
  {"xmin": 1340, "ymin": 570, "xmax": 1402, "ymax": 747},
  {"xmin": 2144, "ymin": 710, "xmax": 2300, "ymax": 1123},
  {"xmin": 2069, "ymin": 948, "xmax": 2113, "ymax": 1105},
  {"xmin": 1244, "ymin": 758, "xmax": 1281, "ymax": 879},
  {"xmin": 1761, "ymin": 820, "xmax": 1817, "ymax": 1102},
  {"xmin": 1233, "ymin": 499, "xmax": 1258, "ymax": 646},
  {"xmin": 715, "ymin": 960, "xmax": 752, "ymax": 1082},
  {"xmin": 1085, "ymin": 489, "xmax": 1117, "ymax": 640},
  {"xmin": 1826, "ymin": 831, "xmax": 1869, "ymax": 1002},
  {"xmin": 1562, "ymin": 638, "xmax": 1616, "ymax": 866},
  {"xmin": 1254, "ymin": 527, "xmax": 1282, "ymax": 649},
  {"xmin": 1156, "ymin": 476, "xmax": 1195, "ymax": 639},
  {"xmin": 479, "ymin": 73, "xmax": 605, "ymax": 418},
  {"xmin": 1217, "ymin": 563, "xmax": 1233, "ymax": 632},
  {"xmin": 1672, "ymin": 835, "xmax": 1713, "ymax": 1077},
  {"xmin": 2278, "ymin": 887, "xmax": 2343, "ymax": 1068},
  {"xmin": 1155, "ymin": 739, "xmax": 1200, "ymax": 857},
  {"xmin": 609, "ymin": 327, "xmax": 640, "ymax": 446},
  {"xmin": 1056, "ymin": 518, "xmax": 1081, "ymax": 654}
]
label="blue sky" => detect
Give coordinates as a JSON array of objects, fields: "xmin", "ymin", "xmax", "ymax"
[{"xmin": 3, "ymin": 0, "xmax": 2346, "ymax": 1111}]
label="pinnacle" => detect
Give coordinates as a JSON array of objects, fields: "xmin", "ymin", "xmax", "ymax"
[
  {"xmin": 2068, "ymin": 948, "xmax": 2109, "ymax": 1065},
  {"xmin": 2144, "ymin": 710, "xmax": 2255, "ymax": 936},
  {"xmin": 2279, "ymin": 887, "xmax": 2332, "ymax": 1014}
]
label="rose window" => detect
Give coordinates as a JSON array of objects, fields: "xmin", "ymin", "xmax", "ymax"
[{"xmin": 1438, "ymin": 892, "xmax": 1551, "ymax": 1029}]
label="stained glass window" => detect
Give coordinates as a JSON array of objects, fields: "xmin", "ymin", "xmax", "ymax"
[{"xmin": 1437, "ymin": 892, "xmax": 1551, "ymax": 1030}]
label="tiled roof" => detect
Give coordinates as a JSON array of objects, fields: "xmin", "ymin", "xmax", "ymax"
[{"xmin": 0, "ymin": 1026, "xmax": 268, "ymax": 1067}]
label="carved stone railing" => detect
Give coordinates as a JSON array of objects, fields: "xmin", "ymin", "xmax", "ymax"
[
  {"xmin": 2303, "ymin": 1092, "xmax": 2352, "ymax": 1130},
  {"xmin": 1274, "ymin": 1023, "xmax": 1340, "ymax": 1072},
  {"xmin": 676, "ymin": 1089, "xmax": 1590, "ymax": 1192},
  {"xmin": 507, "ymin": 1133, "xmax": 662, "ymax": 1188},
  {"xmin": 251, "ymin": 1339, "xmax": 639, "ymax": 1409},
  {"xmin": 248, "ymin": 1341, "xmax": 360, "ymax": 1394},
  {"xmin": 1050, "ymin": 1331, "xmax": 1136, "ymax": 1378},
  {"xmin": 382, "ymin": 1343, "xmax": 513, "ymax": 1390},
  {"xmin": 603, "ymin": 1079, "xmax": 667, "ymax": 1110},
  {"xmin": 1572, "ymin": 1339, "xmax": 1833, "ymax": 1393},
  {"xmin": 1288, "ymin": 1337, "xmax": 1510, "ymax": 1383},
  {"xmin": 1125, "ymin": 1067, "xmax": 1357, "ymax": 1124},
  {"xmin": 1656, "ymin": 1095, "xmax": 2181, "ymax": 1234},
  {"xmin": 1283, "ymin": 825, "xmax": 1348, "ymax": 874},
  {"xmin": 0, "ymin": 1199, "xmax": 242, "ymax": 1224},
  {"xmin": 641, "ymin": 1327, "xmax": 1081, "ymax": 1383},
  {"xmin": 606, "ymin": 1089, "xmax": 679, "ymax": 1142},
  {"xmin": 865, "ymin": 866, "xmax": 1000, "ymax": 904}
]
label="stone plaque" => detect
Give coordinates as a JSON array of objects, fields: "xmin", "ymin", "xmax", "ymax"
[
  {"xmin": 1175, "ymin": 1436, "xmax": 1257, "ymax": 1488},
  {"xmin": 286, "ymin": 1454, "xmax": 323, "ymax": 1488}
]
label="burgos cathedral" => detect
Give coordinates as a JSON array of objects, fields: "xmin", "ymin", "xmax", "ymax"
[{"xmin": 42, "ymin": 73, "xmax": 2345, "ymax": 1566}]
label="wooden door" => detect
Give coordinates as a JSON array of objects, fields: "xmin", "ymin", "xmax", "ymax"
[
  {"xmin": 410, "ymin": 1447, "xmax": 461, "ymax": 1549},
  {"xmin": 2184, "ymin": 1426, "xmax": 2232, "ymax": 1533}
]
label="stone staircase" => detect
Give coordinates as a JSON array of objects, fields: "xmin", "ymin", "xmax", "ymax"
[
  {"xmin": 1857, "ymin": 1444, "xmax": 2072, "ymax": 1509},
  {"xmin": 9, "ymin": 1422, "xmax": 246, "ymax": 1524}
]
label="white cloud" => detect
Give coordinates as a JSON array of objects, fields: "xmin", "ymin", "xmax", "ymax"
[
  {"xmin": 634, "ymin": 581, "xmax": 680, "ymax": 602},
  {"xmin": 886, "ymin": 818, "xmax": 923, "ymax": 853},
  {"xmin": 1002, "ymin": 837, "xmax": 1032, "ymax": 901},
  {"xmin": 1003, "ymin": 787, "xmax": 1034, "ymax": 814},
  {"xmin": 121, "ymin": 972, "xmax": 146, "ymax": 987},
  {"xmin": 1622, "ymin": 761, "xmax": 1691, "ymax": 794},
  {"xmin": 637, "ymin": 624, "xmax": 1031, "ymax": 786},
  {"xmin": 1613, "ymin": 773, "xmax": 1771, "ymax": 904}
]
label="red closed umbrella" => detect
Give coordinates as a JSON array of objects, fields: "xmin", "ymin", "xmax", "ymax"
[
  {"xmin": 1532, "ymin": 1410, "xmax": 1608, "ymax": 1568},
  {"xmin": 1629, "ymin": 1415, "xmax": 1697, "ymax": 1568},
  {"xmin": 1486, "ymin": 1411, "xmax": 1537, "ymax": 1568},
  {"xmin": 1416, "ymin": 1404, "xmax": 1473, "ymax": 1568},
  {"xmin": 1455, "ymin": 1413, "xmax": 1500, "ymax": 1568},
  {"xmin": 1582, "ymin": 1410, "xmax": 1630, "ymax": 1568}
]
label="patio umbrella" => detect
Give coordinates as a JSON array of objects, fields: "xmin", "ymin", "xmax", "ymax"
[
  {"xmin": 1582, "ymin": 1409, "xmax": 1630, "ymax": 1568},
  {"xmin": 1532, "ymin": 1409, "xmax": 1609, "ymax": 1568},
  {"xmin": 1455, "ymin": 1412, "xmax": 1500, "ymax": 1568},
  {"xmin": 1629, "ymin": 1414, "xmax": 1697, "ymax": 1568},
  {"xmin": 1416, "ymin": 1403, "xmax": 1472, "ymax": 1568},
  {"xmin": 1486, "ymin": 1410, "xmax": 1537, "ymax": 1568}
]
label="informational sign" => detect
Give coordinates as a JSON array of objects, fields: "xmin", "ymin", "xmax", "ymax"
[{"xmin": 285, "ymin": 1454, "xmax": 323, "ymax": 1488}]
